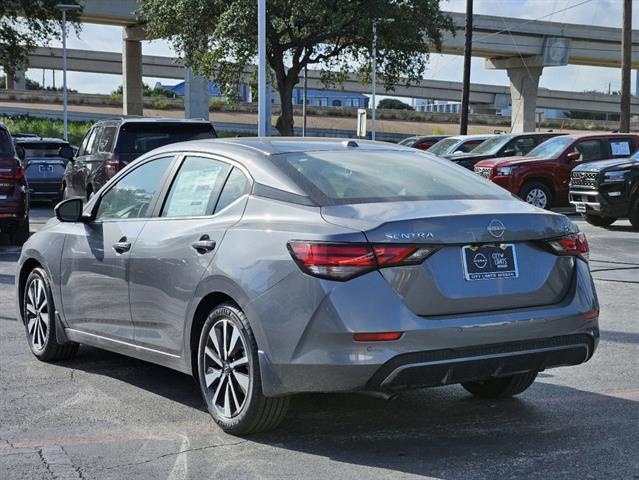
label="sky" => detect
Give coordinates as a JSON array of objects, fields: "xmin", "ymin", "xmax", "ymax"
[{"xmin": 13, "ymin": 0, "xmax": 639, "ymax": 99}]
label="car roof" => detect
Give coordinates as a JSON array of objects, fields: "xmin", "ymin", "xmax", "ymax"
[
  {"xmin": 94, "ymin": 117, "xmax": 214, "ymax": 126},
  {"xmin": 546, "ymin": 132, "xmax": 639, "ymax": 141},
  {"xmin": 446, "ymin": 134, "xmax": 492, "ymax": 141}
]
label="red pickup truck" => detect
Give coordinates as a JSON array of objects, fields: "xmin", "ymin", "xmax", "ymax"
[{"xmin": 473, "ymin": 133, "xmax": 639, "ymax": 209}]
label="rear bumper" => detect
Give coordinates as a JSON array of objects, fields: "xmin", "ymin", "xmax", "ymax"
[
  {"xmin": 367, "ymin": 333, "xmax": 596, "ymax": 391},
  {"xmin": 254, "ymin": 259, "xmax": 599, "ymax": 396}
]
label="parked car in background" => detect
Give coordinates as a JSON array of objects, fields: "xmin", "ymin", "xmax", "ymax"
[
  {"xmin": 61, "ymin": 118, "xmax": 217, "ymax": 200},
  {"xmin": 474, "ymin": 134, "xmax": 639, "ymax": 210},
  {"xmin": 570, "ymin": 149, "xmax": 639, "ymax": 229},
  {"xmin": 399, "ymin": 135, "xmax": 449, "ymax": 150},
  {"xmin": 0, "ymin": 123, "xmax": 29, "ymax": 245},
  {"xmin": 14, "ymin": 137, "xmax": 72, "ymax": 203},
  {"xmin": 17, "ymin": 138, "xmax": 599, "ymax": 434},
  {"xmin": 426, "ymin": 134, "xmax": 492, "ymax": 158},
  {"xmin": 449, "ymin": 132, "xmax": 565, "ymax": 170}
]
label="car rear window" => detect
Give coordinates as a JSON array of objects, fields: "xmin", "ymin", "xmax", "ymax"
[
  {"xmin": 0, "ymin": 129, "xmax": 14, "ymax": 155},
  {"xmin": 20, "ymin": 142, "xmax": 69, "ymax": 157},
  {"xmin": 115, "ymin": 123, "xmax": 216, "ymax": 155},
  {"xmin": 274, "ymin": 150, "xmax": 510, "ymax": 206}
]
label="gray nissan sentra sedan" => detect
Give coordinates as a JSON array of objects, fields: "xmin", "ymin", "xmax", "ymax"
[{"xmin": 16, "ymin": 138, "xmax": 599, "ymax": 434}]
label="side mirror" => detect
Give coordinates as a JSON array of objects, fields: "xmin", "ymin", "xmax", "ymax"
[
  {"xmin": 566, "ymin": 151, "xmax": 581, "ymax": 162},
  {"xmin": 59, "ymin": 146, "xmax": 75, "ymax": 162},
  {"xmin": 55, "ymin": 198, "xmax": 84, "ymax": 222},
  {"xmin": 503, "ymin": 148, "xmax": 517, "ymax": 156}
]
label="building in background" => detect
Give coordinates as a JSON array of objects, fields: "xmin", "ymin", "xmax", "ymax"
[{"xmin": 155, "ymin": 81, "xmax": 368, "ymax": 108}]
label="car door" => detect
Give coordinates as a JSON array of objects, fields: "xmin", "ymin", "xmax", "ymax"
[
  {"xmin": 129, "ymin": 155, "xmax": 251, "ymax": 355},
  {"xmin": 60, "ymin": 155, "xmax": 175, "ymax": 342}
]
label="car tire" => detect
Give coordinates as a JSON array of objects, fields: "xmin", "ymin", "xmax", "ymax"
[
  {"xmin": 9, "ymin": 218, "xmax": 30, "ymax": 246},
  {"xmin": 520, "ymin": 182, "xmax": 552, "ymax": 209},
  {"xmin": 23, "ymin": 268, "xmax": 79, "ymax": 362},
  {"xmin": 197, "ymin": 302, "xmax": 289, "ymax": 435},
  {"xmin": 629, "ymin": 196, "xmax": 639, "ymax": 230},
  {"xmin": 461, "ymin": 371, "xmax": 538, "ymax": 398},
  {"xmin": 583, "ymin": 214, "xmax": 616, "ymax": 227}
]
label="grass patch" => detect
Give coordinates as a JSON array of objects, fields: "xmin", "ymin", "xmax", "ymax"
[{"xmin": 1, "ymin": 115, "xmax": 93, "ymax": 145}]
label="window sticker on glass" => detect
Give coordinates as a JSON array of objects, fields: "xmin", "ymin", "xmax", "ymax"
[
  {"xmin": 611, "ymin": 141, "xmax": 631, "ymax": 156},
  {"xmin": 162, "ymin": 157, "xmax": 229, "ymax": 218}
]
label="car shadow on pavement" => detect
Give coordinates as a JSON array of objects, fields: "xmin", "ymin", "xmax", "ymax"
[
  {"xmin": 50, "ymin": 344, "xmax": 637, "ymax": 478},
  {"xmin": 56, "ymin": 345, "xmax": 206, "ymax": 412}
]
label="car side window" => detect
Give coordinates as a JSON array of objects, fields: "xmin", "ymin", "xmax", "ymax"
[
  {"xmin": 572, "ymin": 140, "xmax": 606, "ymax": 162},
  {"xmin": 95, "ymin": 156, "xmax": 174, "ymax": 221},
  {"xmin": 77, "ymin": 129, "xmax": 94, "ymax": 156},
  {"xmin": 85, "ymin": 127, "xmax": 101, "ymax": 156},
  {"xmin": 161, "ymin": 156, "xmax": 231, "ymax": 218},
  {"xmin": 215, "ymin": 168, "xmax": 250, "ymax": 214},
  {"xmin": 98, "ymin": 127, "xmax": 117, "ymax": 153}
]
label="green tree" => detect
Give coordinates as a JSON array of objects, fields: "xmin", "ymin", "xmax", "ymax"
[
  {"xmin": 138, "ymin": 0, "xmax": 453, "ymax": 135},
  {"xmin": 111, "ymin": 83, "xmax": 177, "ymax": 98},
  {"xmin": 378, "ymin": 98, "xmax": 414, "ymax": 110},
  {"xmin": 1, "ymin": 1, "xmax": 82, "ymax": 81}
]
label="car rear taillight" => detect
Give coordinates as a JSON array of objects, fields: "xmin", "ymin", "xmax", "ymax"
[
  {"xmin": 105, "ymin": 156, "xmax": 121, "ymax": 177},
  {"xmin": 287, "ymin": 241, "xmax": 439, "ymax": 281},
  {"xmin": 546, "ymin": 232, "xmax": 589, "ymax": 262},
  {"xmin": 0, "ymin": 165, "xmax": 24, "ymax": 181}
]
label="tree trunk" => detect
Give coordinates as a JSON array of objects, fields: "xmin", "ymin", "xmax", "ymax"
[
  {"xmin": 275, "ymin": 83, "xmax": 294, "ymax": 136},
  {"xmin": 275, "ymin": 73, "xmax": 298, "ymax": 136}
]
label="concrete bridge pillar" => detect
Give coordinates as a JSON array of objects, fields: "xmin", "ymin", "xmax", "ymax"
[
  {"xmin": 486, "ymin": 57, "xmax": 544, "ymax": 133},
  {"xmin": 506, "ymin": 66, "xmax": 543, "ymax": 133},
  {"xmin": 184, "ymin": 68, "xmax": 210, "ymax": 120},
  {"xmin": 5, "ymin": 68, "xmax": 26, "ymax": 90},
  {"xmin": 122, "ymin": 26, "xmax": 144, "ymax": 116}
]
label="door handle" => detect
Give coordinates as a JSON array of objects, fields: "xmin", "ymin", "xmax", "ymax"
[
  {"xmin": 113, "ymin": 237, "xmax": 131, "ymax": 254},
  {"xmin": 191, "ymin": 235, "xmax": 216, "ymax": 254}
]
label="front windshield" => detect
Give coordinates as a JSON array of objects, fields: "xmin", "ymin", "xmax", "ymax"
[
  {"xmin": 427, "ymin": 137, "xmax": 460, "ymax": 155},
  {"xmin": 526, "ymin": 136, "xmax": 574, "ymax": 159},
  {"xmin": 471, "ymin": 135, "xmax": 512, "ymax": 155}
]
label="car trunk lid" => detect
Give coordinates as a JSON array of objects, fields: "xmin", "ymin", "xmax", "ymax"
[{"xmin": 322, "ymin": 199, "xmax": 577, "ymax": 316}]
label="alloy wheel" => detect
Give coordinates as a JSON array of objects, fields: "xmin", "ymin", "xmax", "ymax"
[
  {"xmin": 525, "ymin": 188, "xmax": 548, "ymax": 208},
  {"xmin": 25, "ymin": 277, "xmax": 49, "ymax": 351},
  {"xmin": 203, "ymin": 318, "xmax": 250, "ymax": 418}
]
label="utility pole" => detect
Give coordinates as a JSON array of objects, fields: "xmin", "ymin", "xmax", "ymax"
[
  {"xmin": 56, "ymin": 4, "xmax": 81, "ymax": 141},
  {"xmin": 257, "ymin": 0, "xmax": 268, "ymax": 137},
  {"xmin": 302, "ymin": 48, "xmax": 308, "ymax": 137},
  {"xmin": 619, "ymin": 0, "xmax": 631, "ymax": 133},
  {"xmin": 371, "ymin": 20, "xmax": 377, "ymax": 141},
  {"xmin": 459, "ymin": 0, "xmax": 473, "ymax": 135}
]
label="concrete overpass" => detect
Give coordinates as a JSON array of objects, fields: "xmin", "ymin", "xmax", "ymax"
[
  {"xmin": 25, "ymin": 47, "xmax": 639, "ymax": 116},
  {"xmin": 5, "ymin": 0, "xmax": 639, "ymax": 131}
]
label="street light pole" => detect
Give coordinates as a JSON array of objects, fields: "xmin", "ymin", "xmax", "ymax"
[
  {"xmin": 257, "ymin": 0, "xmax": 268, "ymax": 137},
  {"xmin": 56, "ymin": 4, "xmax": 80, "ymax": 141},
  {"xmin": 371, "ymin": 21, "xmax": 377, "ymax": 141}
]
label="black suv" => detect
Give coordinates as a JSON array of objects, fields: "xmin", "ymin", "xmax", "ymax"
[
  {"xmin": 61, "ymin": 118, "xmax": 217, "ymax": 200},
  {"xmin": 569, "ymin": 150, "xmax": 639, "ymax": 229},
  {"xmin": 447, "ymin": 132, "xmax": 565, "ymax": 170},
  {"xmin": 0, "ymin": 123, "xmax": 29, "ymax": 245}
]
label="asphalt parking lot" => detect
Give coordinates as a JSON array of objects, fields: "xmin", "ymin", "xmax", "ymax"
[{"xmin": 1, "ymin": 206, "xmax": 637, "ymax": 480}]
